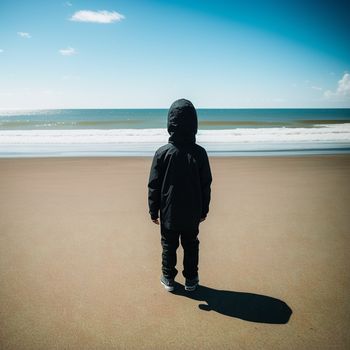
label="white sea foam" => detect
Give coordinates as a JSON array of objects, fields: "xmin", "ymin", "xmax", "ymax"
[
  {"xmin": 0, "ymin": 124, "xmax": 350, "ymax": 156},
  {"xmin": 0, "ymin": 124, "xmax": 350, "ymax": 143}
]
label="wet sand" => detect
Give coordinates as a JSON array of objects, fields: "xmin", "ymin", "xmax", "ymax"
[{"xmin": 0, "ymin": 156, "xmax": 349, "ymax": 349}]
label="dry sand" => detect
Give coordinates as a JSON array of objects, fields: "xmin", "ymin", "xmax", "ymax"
[{"xmin": 0, "ymin": 156, "xmax": 349, "ymax": 349}]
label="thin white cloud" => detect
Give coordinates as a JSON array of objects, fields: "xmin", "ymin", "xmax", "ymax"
[
  {"xmin": 311, "ymin": 86, "xmax": 323, "ymax": 91},
  {"xmin": 65, "ymin": 1, "xmax": 73, "ymax": 6},
  {"xmin": 70, "ymin": 10, "xmax": 125, "ymax": 23},
  {"xmin": 18, "ymin": 32, "xmax": 31, "ymax": 38},
  {"xmin": 324, "ymin": 73, "xmax": 350, "ymax": 99},
  {"xmin": 59, "ymin": 47, "xmax": 77, "ymax": 56},
  {"xmin": 336, "ymin": 73, "xmax": 350, "ymax": 95}
]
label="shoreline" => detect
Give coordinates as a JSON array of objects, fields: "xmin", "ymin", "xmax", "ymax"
[
  {"xmin": 1, "ymin": 147, "xmax": 350, "ymax": 158},
  {"xmin": 0, "ymin": 153, "xmax": 350, "ymax": 159},
  {"xmin": 0, "ymin": 150, "xmax": 350, "ymax": 161}
]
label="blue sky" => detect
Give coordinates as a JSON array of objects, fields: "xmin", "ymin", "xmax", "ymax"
[{"xmin": 0, "ymin": 0, "xmax": 349, "ymax": 108}]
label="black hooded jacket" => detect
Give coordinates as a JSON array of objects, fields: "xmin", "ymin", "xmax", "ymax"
[{"xmin": 148, "ymin": 99, "xmax": 212, "ymax": 230}]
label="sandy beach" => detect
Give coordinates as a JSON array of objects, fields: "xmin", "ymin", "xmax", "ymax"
[{"xmin": 0, "ymin": 155, "xmax": 349, "ymax": 349}]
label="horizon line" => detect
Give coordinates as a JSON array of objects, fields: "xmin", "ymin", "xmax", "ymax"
[{"xmin": 1, "ymin": 107, "xmax": 349, "ymax": 110}]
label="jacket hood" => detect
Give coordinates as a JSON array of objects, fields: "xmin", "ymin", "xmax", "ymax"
[{"xmin": 167, "ymin": 99, "xmax": 198, "ymax": 145}]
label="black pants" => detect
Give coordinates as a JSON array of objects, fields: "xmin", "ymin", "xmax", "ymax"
[{"xmin": 160, "ymin": 224, "xmax": 199, "ymax": 280}]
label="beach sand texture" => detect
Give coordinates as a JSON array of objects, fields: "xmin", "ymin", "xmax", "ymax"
[{"xmin": 0, "ymin": 156, "xmax": 349, "ymax": 349}]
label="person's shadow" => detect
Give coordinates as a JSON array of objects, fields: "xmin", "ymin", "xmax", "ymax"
[{"xmin": 172, "ymin": 283, "xmax": 292, "ymax": 324}]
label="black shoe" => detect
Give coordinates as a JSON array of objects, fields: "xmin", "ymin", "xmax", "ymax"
[
  {"xmin": 185, "ymin": 276, "xmax": 199, "ymax": 291},
  {"xmin": 160, "ymin": 275, "xmax": 175, "ymax": 292}
]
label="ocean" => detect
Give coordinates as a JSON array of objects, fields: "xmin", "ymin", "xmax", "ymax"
[{"xmin": 0, "ymin": 109, "xmax": 350, "ymax": 157}]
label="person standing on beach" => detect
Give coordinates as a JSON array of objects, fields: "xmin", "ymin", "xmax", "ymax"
[{"xmin": 148, "ymin": 99, "xmax": 212, "ymax": 292}]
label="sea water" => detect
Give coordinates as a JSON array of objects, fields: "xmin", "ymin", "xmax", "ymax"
[{"xmin": 0, "ymin": 109, "xmax": 349, "ymax": 157}]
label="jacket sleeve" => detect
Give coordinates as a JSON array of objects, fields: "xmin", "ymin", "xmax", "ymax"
[
  {"xmin": 200, "ymin": 150, "xmax": 212, "ymax": 218},
  {"xmin": 148, "ymin": 151, "xmax": 163, "ymax": 220}
]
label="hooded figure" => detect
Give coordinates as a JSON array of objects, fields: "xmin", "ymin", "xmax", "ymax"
[
  {"xmin": 168, "ymin": 98, "xmax": 198, "ymax": 145},
  {"xmin": 148, "ymin": 98, "xmax": 212, "ymax": 230}
]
